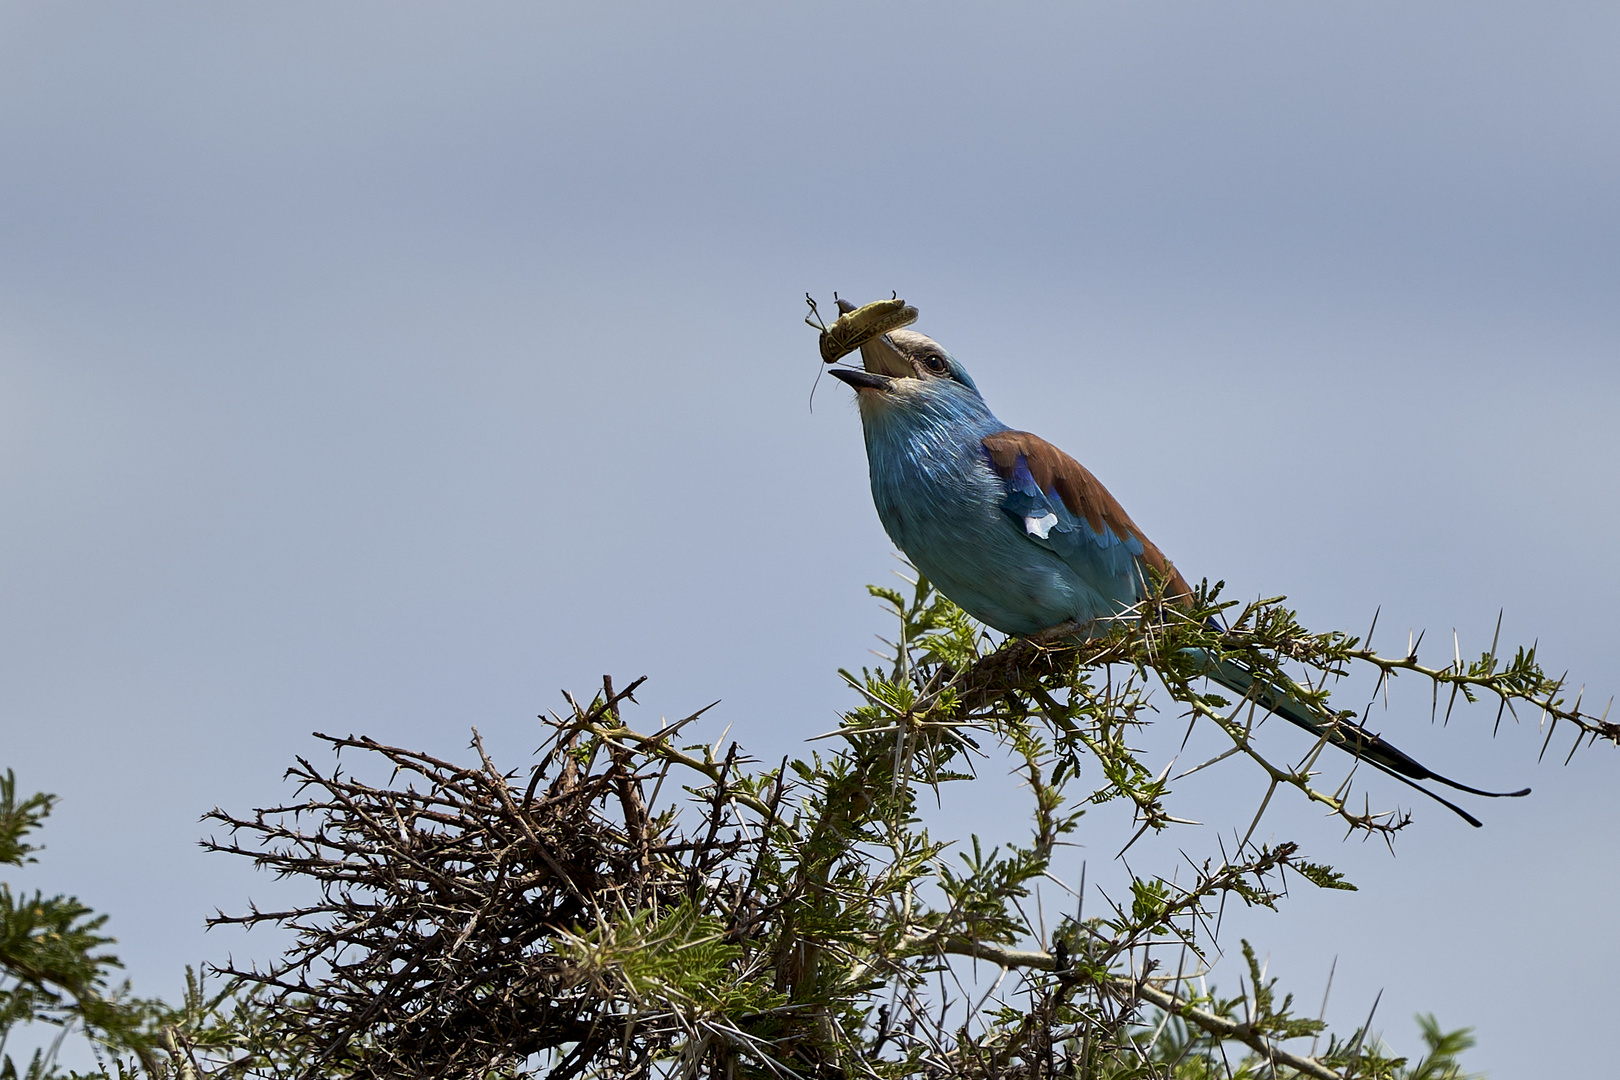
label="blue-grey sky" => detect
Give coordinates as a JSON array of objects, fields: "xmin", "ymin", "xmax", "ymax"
[{"xmin": 2, "ymin": 3, "xmax": 1616, "ymax": 1074}]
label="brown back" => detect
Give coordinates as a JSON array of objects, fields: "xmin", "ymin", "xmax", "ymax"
[{"xmin": 981, "ymin": 430, "xmax": 1192, "ymax": 599}]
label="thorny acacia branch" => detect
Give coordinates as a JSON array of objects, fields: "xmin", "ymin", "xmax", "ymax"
[{"xmin": 182, "ymin": 579, "xmax": 1600, "ymax": 1078}]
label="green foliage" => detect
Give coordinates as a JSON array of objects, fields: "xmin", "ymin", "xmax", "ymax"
[
  {"xmin": 0, "ymin": 774, "xmax": 166, "ymax": 1079},
  {"xmin": 1109, "ymin": 977, "xmax": 1481, "ymax": 1079},
  {"xmin": 0, "ymin": 774, "xmax": 55, "ymax": 869}
]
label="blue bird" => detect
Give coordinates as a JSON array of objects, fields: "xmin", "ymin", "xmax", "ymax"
[{"xmin": 828, "ymin": 309, "xmax": 1527, "ymax": 826}]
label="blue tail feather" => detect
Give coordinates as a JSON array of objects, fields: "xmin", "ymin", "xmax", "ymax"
[{"xmin": 1191, "ymin": 650, "xmax": 1530, "ymax": 828}]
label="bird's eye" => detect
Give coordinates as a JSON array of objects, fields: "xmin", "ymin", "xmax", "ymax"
[{"xmin": 922, "ymin": 354, "xmax": 948, "ymax": 374}]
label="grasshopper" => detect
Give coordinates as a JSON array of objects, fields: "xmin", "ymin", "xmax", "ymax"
[{"xmin": 805, "ymin": 293, "xmax": 919, "ymax": 364}]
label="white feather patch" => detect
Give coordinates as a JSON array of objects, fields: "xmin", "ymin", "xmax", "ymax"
[{"xmin": 1024, "ymin": 512, "xmax": 1059, "ymax": 539}]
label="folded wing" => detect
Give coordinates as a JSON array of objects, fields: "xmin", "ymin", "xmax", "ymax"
[{"xmin": 981, "ymin": 430, "xmax": 1192, "ymax": 610}]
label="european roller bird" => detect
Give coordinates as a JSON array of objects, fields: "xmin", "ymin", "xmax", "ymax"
[{"xmin": 823, "ymin": 298, "xmax": 1527, "ymax": 826}]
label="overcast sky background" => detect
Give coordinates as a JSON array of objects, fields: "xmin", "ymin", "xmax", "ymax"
[{"xmin": 2, "ymin": 3, "xmax": 1617, "ymax": 1075}]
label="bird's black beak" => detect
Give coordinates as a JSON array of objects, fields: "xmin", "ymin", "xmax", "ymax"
[
  {"xmin": 829, "ymin": 368, "xmax": 896, "ymax": 393},
  {"xmin": 858, "ymin": 332, "xmax": 913, "ymax": 381}
]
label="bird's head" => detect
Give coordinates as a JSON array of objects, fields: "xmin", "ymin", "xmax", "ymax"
[{"xmin": 829, "ymin": 329, "xmax": 986, "ymax": 425}]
